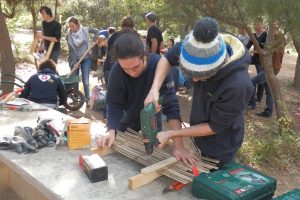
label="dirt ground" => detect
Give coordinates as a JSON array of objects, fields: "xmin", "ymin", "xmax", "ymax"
[{"xmin": 8, "ymin": 51, "xmax": 299, "ymax": 196}]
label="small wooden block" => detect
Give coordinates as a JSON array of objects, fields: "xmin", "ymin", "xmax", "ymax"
[
  {"xmin": 128, "ymin": 171, "xmax": 162, "ymax": 190},
  {"xmin": 141, "ymin": 157, "xmax": 177, "ymax": 175},
  {"xmin": 90, "ymin": 147, "xmax": 115, "ymax": 156}
]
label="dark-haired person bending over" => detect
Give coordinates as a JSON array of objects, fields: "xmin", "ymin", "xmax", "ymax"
[{"xmin": 96, "ymin": 31, "xmax": 197, "ymax": 166}]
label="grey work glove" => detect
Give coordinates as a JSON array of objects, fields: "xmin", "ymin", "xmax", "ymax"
[
  {"xmin": 14, "ymin": 126, "xmax": 38, "ymax": 148},
  {"xmin": 32, "ymin": 118, "xmax": 56, "ymax": 148},
  {"xmin": 9, "ymin": 136, "xmax": 38, "ymax": 154},
  {"xmin": 0, "ymin": 137, "xmax": 11, "ymax": 150}
]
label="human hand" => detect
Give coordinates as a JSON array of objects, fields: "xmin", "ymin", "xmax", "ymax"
[
  {"xmin": 36, "ymin": 31, "xmax": 43, "ymax": 40},
  {"xmin": 156, "ymin": 131, "xmax": 171, "ymax": 148},
  {"xmin": 97, "ymin": 59, "xmax": 102, "ymax": 65},
  {"xmin": 96, "ymin": 129, "xmax": 116, "ymax": 148},
  {"xmin": 144, "ymin": 88, "xmax": 160, "ymax": 112},
  {"xmin": 172, "ymin": 146, "xmax": 198, "ymax": 166}
]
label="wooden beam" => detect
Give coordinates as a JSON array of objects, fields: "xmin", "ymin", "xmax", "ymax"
[
  {"xmin": 128, "ymin": 171, "xmax": 162, "ymax": 190},
  {"xmin": 90, "ymin": 146, "xmax": 115, "ymax": 156},
  {"xmin": 0, "ymin": 162, "xmax": 9, "ymax": 190},
  {"xmin": 141, "ymin": 157, "xmax": 177, "ymax": 175}
]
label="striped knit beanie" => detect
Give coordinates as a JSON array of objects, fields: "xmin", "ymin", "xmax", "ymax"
[{"xmin": 180, "ymin": 17, "xmax": 227, "ymax": 78}]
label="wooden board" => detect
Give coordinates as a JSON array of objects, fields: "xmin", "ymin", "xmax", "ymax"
[
  {"xmin": 90, "ymin": 146, "xmax": 116, "ymax": 156},
  {"xmin": 0, "ymin": 162, "xmax": 9, "ymax": 190},
  {"xmin": 141, "ymin": 157, "xmax": 177, "ymax": 175},
  {"xmin": 128, "ymin": 171, "xmax": 162, "ymax": 190}
]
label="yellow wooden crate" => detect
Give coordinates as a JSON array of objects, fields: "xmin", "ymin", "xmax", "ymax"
[{"xmin": 67, "ymin": 118, "xmax": 91, "ymax": 150}]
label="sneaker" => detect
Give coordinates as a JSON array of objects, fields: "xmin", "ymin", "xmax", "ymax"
[
  {"xmin": 247, "ymin": 105, "xmax": 256, "ymax": 110},
  {"xmin": 256, "ymin": 110, "xmax": 271, "ymax": 118}
]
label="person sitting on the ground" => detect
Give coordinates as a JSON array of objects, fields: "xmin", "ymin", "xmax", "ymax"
[
  {"xmin": 96, "ymin": 31, "xmax": 196, "ymax": 166},
  {"xmin": 19, "ymin": 59, "xmax": 67, "ymax": 109},
  {"xmin": 144, "ymin": 17, "xmax": 254, "ymax": 167}
]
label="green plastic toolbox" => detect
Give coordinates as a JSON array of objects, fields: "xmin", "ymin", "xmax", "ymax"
[
  {"xmin": 273, "ymin": 189, "xmax": 300, "ymax": 200},
  {"xmin": 192, "ymin": 163, "xmax": 276, "ymax": 200}
]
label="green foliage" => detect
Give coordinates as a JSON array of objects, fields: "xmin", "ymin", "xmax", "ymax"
[{"xmin": 239, "ymin": 118, "xmax": 300, "ymax": 172}]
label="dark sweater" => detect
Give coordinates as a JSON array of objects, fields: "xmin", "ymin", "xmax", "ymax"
[
  {"xmin": 106, "ymin": 54, "xmax": 180, "ymax": 131},
  {"xmin": 246, "ymin": 31, "xmax": 267, "ymax": 59},
  {"xmin": 19, "ymin": 69, "xmax": 67, "ymax": 105},
  {"xmin": 165, "ymin": 37, "xmax": 253, "ymax": 164},
  {"xmin": 42, "ymin": 20, "xmax": 61, "ymax": 52}
]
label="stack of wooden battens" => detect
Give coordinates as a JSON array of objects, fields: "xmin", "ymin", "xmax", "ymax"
[{"xmin": 114, "ymin": 129, "xmax": 219, "ymax": 184}]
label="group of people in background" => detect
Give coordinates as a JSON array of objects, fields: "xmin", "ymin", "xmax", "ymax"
[{"xmin": 20, "ymin": 5, "xmax": 295, "ymax": 167}]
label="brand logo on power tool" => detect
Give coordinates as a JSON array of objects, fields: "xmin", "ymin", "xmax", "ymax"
[{"xmin": 229, "ymin": 168, "xmax": 244, "ymax": 175}]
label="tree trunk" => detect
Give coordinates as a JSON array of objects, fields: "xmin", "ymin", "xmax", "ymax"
[
  {"xmin": 292, "ymin": 36, "xmax": 300, "ymax": 88},
  {"xmin": 0, "ymin": 8, "xmax": 16, "ymax": 95},
  {"xmin": 245, "ymin": 25, "xmax": 292, "ymax": 129}
]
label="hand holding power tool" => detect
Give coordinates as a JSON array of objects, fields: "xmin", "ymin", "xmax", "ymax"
[{"xmin": 140, "ymin": 96, "xmax": 166, "ymax": 155}]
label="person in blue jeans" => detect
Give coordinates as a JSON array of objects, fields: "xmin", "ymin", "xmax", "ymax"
[
  {"xmin": 248, "ymin": 72, "xmax": 273, "ymax": 117},
  {"xmin": 248, "ymin": 21, "xmax": 285, "ymax": 118},
  {"xmin": 246, "ymin": 17, "xmax": 267, "ymax": 103},
  {"xmin": 66, "ymin": 16, "xmax": 99, "ymax": 105}
]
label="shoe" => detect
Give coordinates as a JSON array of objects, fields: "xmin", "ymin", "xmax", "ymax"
[
  {"xmin": 256, "ymin": 110, "xmax": 271, "ymax": 118},
  {"xmin": 247, "ymin": 105, "xmax": 256, "ymax": 110}
]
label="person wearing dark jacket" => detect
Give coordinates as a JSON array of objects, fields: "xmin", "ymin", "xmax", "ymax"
[
  {"xmin": 145, "ymin": 17, "xmax": 254, "ymax": 167},
  {"xmin": 96, "ymin": 31, "xmax": 197, "ymax": 166},
  {"xmin": 103, "ymin": 17, "xmax": 135, "ymax": 87},
  {"xmin": 19, "ymin": 59, "xmax": 67, "ymax": 109}
]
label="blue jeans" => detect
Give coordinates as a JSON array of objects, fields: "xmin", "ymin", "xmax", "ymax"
[
  {"xmin": 104, "ymin": 70, "xmax": 110, "ymax": 87},
  {"xmin": 75, "ymin": 57, "xmax": 91, "ymax": 100},
  {"xmin": 251, "ymin": 56, "xmax": 264, "ymax": 101},
  {"xmin": 249, "ymin": 72, "xmax": 273, "ymax": 114}
]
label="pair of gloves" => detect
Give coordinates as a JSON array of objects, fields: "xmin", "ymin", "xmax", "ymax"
[
  {"xmin": 0, "ymin": 118, "xmax": 57, "ymax": 154},
  {"xmin": 0, "ymin": 126, "xmax": 38, "ymax": 154}
]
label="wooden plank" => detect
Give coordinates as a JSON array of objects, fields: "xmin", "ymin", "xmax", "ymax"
[
  {"xmin": 30, "ymin": 38, "xmax": 39, "ymax": 54},
  {"xmin": 128, "ymin": 171, "xmax": 162, "ymax": 190},
  {"xmin": 0, "ymin": 162, "xmax": 9, "ymax": 190},
  {"xmin": 90, "ymin": 146, "xmax": 115, "ymax": 156},
  {"xmin": 141, "ymin": 157, "xmax": 177, "ymax": 175},
  {"xmin": 8, "ymin": 169, "xmax": 49, "ymax": 200},
  {"xmin": 44, "ymin": 41, "xmax": 55, "ymax": 60}
]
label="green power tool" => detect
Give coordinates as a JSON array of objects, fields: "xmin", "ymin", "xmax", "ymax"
[{"xmin": 140, "ymin": 96, "xmax": 166, "ymax": 155}]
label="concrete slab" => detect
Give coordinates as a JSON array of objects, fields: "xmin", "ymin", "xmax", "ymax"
[{"xmin": 0, "ymin": 103, "xmax": 197, "ymax": 200}]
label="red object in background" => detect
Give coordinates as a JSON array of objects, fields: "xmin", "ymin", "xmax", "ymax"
[{"xmin": 1, "ymin": 87, "xmax": 24, "ymax": 100}]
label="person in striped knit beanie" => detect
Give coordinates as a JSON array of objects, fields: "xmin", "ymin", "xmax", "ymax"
[{"xmin": 145, "ymin": 17, "xmax": 254, "ymax": 167}]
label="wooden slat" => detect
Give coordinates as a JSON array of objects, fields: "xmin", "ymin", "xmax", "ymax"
[
  {"xmin": 141, "ymin": 157, "xmax": 177, "ymax": 175},
  {"xmin": 44, "ymin": 41, "xmax": 55, "ymax": 60},
  {"xmin": 128, "ymin": 171, "xmax": 162, "ymax": 190}
]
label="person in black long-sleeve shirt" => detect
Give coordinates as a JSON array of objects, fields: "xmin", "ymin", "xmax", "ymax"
[
  {"xmin": 96, "ymin": 31, "xmax": 196, "ymax": 166},
  {"xmin": 19, "ymin": 59, "xmax": 67, "ymax": 109},
  {"xmin": 246, "ymin": 17, "xmax": 267, "ymax": 103},
  {"xmin": 38, "ymin": 6, "xmax": 61, "ymax": 63}
]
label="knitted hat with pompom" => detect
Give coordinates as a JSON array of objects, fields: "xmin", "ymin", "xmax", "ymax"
[{"xmin": 180, "ymin": 17, "xmax": 227, "ymax": 78}]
